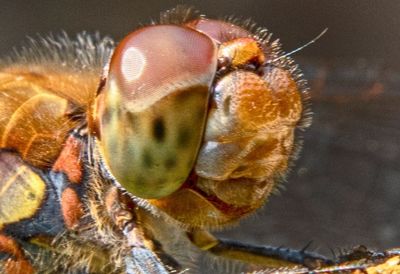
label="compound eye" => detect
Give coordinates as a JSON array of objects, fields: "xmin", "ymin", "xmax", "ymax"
[
  {"xmin": 187, "ymin": 19, "xmax": 266, "ymax": 69},
  {"xmin": 186, "ymin": 18, "xmax": 252, "ymax": 43},
  {"xmin": 96, "ymin": 25, "xmax": 217, "ymax": 198}
]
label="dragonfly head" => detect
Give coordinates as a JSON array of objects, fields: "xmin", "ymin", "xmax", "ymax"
[{"xmin": 93, "ymin": 14, "xmax": 307, "ymax": 228}]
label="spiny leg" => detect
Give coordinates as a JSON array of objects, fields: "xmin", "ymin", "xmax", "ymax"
[{"xmin": 188, "ymin": 229, "xmax": 332, "ymax": 270}]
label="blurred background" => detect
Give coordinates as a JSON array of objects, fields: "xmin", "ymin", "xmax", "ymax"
[{"xmin": 1, "ymin": 0, "xmax": 399, "ymax": 257}]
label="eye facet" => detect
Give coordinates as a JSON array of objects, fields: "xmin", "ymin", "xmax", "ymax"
[{"xmin": 96, "ymin": 25, "xmax": 217, "ymax": 199}]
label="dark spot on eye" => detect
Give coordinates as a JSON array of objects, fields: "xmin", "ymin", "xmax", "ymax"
[
  {"xmin": 165, "ymin": 156, "xmax": 177, "ymax": 169},
  {"xmin": 153, "ymin": 117, "xmax": 165, "ymax": 142},
  {"xmin": 142, "ymin": 149, "xmax": 153, "ymax": 168},
  {"xmin": 177, "ymin": 126, "xmax": 191, "ymax": 148}
]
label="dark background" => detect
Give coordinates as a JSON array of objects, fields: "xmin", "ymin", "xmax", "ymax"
[{"xmin": 1, "ymin": 0, "xmax": 399, "ymax": 257}]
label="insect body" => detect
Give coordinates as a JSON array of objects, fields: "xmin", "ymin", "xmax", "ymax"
[{"xmin": 0, "ymin": 6, "xmax": 398, "ymax": 274}]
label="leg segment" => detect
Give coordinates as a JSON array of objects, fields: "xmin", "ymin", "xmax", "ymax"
[{"xmin": 188, "ymin": 229, "xmax": 332, "ymax": 269}]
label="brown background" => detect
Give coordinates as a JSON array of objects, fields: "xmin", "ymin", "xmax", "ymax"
[{"xmin": 1, "ymin": 0, "xmax": 399, "ymax": 256}]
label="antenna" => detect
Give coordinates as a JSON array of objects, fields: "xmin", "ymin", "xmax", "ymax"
[{"xmin": 273, "ymin": 28, "xmax": 328, "ymax": 62}]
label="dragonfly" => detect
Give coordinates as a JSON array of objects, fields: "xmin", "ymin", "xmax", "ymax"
[{"xmin": 0, "ymin": 5, "xmax": 399, "ymax": 273}]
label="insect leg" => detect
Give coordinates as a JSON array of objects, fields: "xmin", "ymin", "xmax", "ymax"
[{"xmin": 188, "ymin": 229, "xmax": 332, "ymax": 269}]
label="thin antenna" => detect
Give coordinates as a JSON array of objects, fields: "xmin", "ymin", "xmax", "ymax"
[{"xmin": 273, "ymin": 28, "xmax": 328, "ymax": 62}]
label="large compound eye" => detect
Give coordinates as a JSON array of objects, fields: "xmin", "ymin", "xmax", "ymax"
[{"xmin": 96, "ymin": 25, "xmax": 217, "ymax": 198}]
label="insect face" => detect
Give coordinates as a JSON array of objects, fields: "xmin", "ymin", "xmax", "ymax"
[{"xmin": 95, "ymin": 17, "xmax": 306, "ymax": 227}]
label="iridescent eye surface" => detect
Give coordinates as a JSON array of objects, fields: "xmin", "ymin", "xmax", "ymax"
[{"xmin": 96, "ymin": 25, "xmax": 217, "ymax": 199}]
